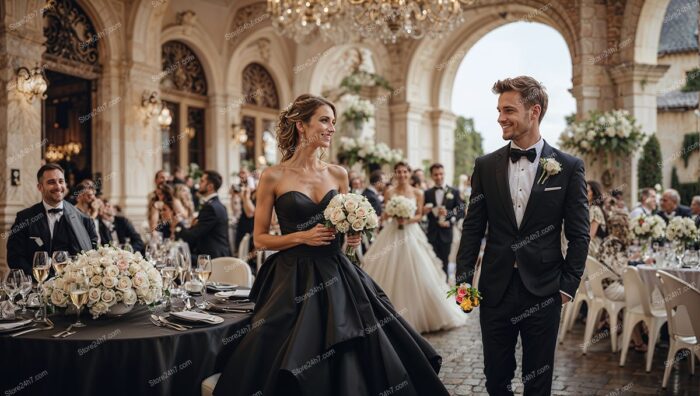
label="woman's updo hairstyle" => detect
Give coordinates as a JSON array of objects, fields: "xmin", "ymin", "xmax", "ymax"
[
  {"xmin": 277, "ymin": 94, "xmax": 336, "ymax": 162},
  {"xmin": 393, "ymin": 161, "xmax": 411, "ymax": 172}
]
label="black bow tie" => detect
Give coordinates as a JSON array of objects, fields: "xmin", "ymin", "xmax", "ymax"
[
  {"xmin": 509, "ymin": 148, "xmax": 537, "ymax": 163},
  {"xmin": 435, "ymin": 186, "xmax": 444, "ymax": 190},
  {"xmin": 47, "ymin": 208, "xmax": 63, "ymax": 214}
]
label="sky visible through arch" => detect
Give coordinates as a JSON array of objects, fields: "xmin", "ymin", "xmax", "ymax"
[{"xmin": 451, "ymin": 22, "xmax": 576, "ymax": 154}]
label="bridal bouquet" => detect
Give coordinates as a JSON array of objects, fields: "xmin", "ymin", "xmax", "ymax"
[
  {"xmin": 323, "ymin": 192, "xmax": 379, "ymax": 264},
  {"xmin": 630, "ymin": 214, "xmax": 666, "ymax": 241},
  {"xmin": 447, "ymin": 283, "xmax": 482, "ymax": 313},
  {"xmin": 384, "ymin": 195, "xmax": 417, "ymax": 230},
  {"xmin": 665, "ymin": 217, "xmax": 698, "ymax": 247},
  {"xmin": 44, "ymin": 246, "xmax": 163, "ymax": 319}
]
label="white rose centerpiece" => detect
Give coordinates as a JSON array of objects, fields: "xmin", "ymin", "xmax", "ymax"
[
  {"xmin": 323, "ymin": 192, "xmax": 379, "ymax": 264},
  {"xmin": 666, "ymin": 217, "xmax": 698, "ymax": 248},
  {"xmin": 44, "ymin": 246, "xmax": 163, "ymax": 319},
  {"xmin": 384, "ymin": 195, "xmax": 417, "ymax": 230}
]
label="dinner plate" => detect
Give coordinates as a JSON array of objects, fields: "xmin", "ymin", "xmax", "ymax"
[
  {"xmin": 214, "ymin": 289, "xmax": 250, "ymax": 299},
  {"xmin": 170, "ymin": 311, "xmax": 224, "ymax": 324},
  {"xmin": 0, "ymin": 319, "xmax": 33, "ymax": 333}
]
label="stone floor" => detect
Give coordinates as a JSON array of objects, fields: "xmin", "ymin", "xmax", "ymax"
[{"xmin": 424, "ymin": 310, "xmax": 699, "ymax": 395}]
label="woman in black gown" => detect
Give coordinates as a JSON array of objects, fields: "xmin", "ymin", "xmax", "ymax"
[{"xmin": 214, "ymin": 94, "xmax": 449, "ymax": 396}]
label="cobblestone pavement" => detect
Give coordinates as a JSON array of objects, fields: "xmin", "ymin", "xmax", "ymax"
[{"xmin": 424, "ymin": 309, "xmax": 699, "ymax": 395}]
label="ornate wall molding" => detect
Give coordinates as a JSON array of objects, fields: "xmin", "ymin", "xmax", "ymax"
[
  {"xmin": 242, "ymin": 63, "xmax": 279, "ymax": 109},
  {"xmin": 160, "ymin": 41, "xmax": 208, "ymax": 96}
]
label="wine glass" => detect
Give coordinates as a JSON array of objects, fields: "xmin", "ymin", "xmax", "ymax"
[
  {"xmin": 195, "ymin": 255, "xmax": 212, "ymax": 299},
  {"xmin": 121, "ymin": 238, "xmax": 134, "ymax": 253},
  {"xmin": 51, "ymin": 251, "xmax": 69, "ymax": 276},
  {"xmin": 32, "ymin": 252, "xmax": 51, "ymax": 323},
  {"xmin": 18, "ymin": 273, "xmax": 33, "ymax": 314},
  {"xmin": 3, "ymin": 269, "xmax": 22, "ymax": 311},
  {"xmin": 68, "ymin": 269, "xmax": 89, "ymax": 328}
]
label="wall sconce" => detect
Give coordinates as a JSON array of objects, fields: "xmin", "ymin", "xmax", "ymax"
[
  {"xmin": 63, "ymin": 141, "xmax": 82, "ymax": 160},
  {"xmin": 141, "ymin": 91, "xmax": 162, "ymax": 125},
  {"xmin": 184, "ymin": 126, "xmax": 195, "ymax": 139},
  {"xmin": 16, "ymin": 65, "xmax": 48, "ymax": 103},
  {"xmin": 158, "ymin": 106, "xmax": 173, "ymax": 130},
  {"xmin": 45, "ymin": 144, "xmax": 64, "ymax": 162},
  {"xmin": 231, "ymin": 123, "xmax": 248, "ymax": 144}
]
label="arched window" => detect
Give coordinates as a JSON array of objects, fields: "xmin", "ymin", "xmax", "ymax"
[{"xmin": 240, "ymin": 63, "xmax": 280, "ymax": 167}]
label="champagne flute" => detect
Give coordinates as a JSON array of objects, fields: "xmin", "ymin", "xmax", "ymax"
[
  {"xmin": 18, "ymin": 273, "xmax": 33, "ymax": 314},
  {"xmin": 196, "ymin": 255, "xmax": 212, "ymax": 284},
  {"xmin": 3, "ymin": 269, "xmax": 22, "ymax": 311},
  {"xmin": 33, "ymin": 252, "xmax": 51, "ymax": 323},
  {"xmin": 68, "ymin": 269, "xmax": 89, "ymax": 328},
  {"xmin": 51, "ymin": 251, "xmax": 69, "ymax": 276}
]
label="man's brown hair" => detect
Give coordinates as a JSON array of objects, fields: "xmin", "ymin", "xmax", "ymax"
[{"xmin": 492, "ymin": 76, "xmax": 548, "ymax": 123}]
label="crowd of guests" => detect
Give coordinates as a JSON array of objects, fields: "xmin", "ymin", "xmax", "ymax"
[{"xmin": 583, "ymin": 181, "xmax": 700, "ymax": 352}]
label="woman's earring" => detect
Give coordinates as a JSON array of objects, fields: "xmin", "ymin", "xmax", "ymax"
[{"xmin": 301, "ymin": 134, "xmax": 308, "ymax": 145}]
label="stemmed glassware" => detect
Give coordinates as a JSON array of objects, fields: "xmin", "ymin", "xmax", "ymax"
[
  {"xmin": 32, "ymin": 252, "xmax": 51, "ymax": 323},
  {"xmin": 51, "ymin": 251, "xmax": 69, "ymax": 276},
  {"xmin": 18, "ymin": 273, "xmax": 33, "ymax": 314},
  {"xmin": 3, "ymin": 269, "xmax": 22, "ymax": 312},
  {"xmin": 195, "ymin": 255, "xmax": 212, "ymax": 298},
  {"xmin": 68, "ymin": 268, "xmax": 89, "ymax": 328}
]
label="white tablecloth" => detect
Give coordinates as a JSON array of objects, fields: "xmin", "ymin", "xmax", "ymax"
[{"xmin": 636, "ymin": 264, "xmax": 700, "ymax": 307}]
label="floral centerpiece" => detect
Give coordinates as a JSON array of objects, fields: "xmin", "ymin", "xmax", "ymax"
[
  {"xmin": 559, "ymin": 109, "xmax": 646, "ymax": 158},
  {"xmin": 447, "ymin": 283, "xmax": 482, "ymax": 313},
  {"xmin": 338, "ymin": 136, "xmax": 403, "ymax": 169},
  {"xmin": 384, "ymin": 195, "xmax": 417, "ymax": 230},
  {"xmin": 630, "ymin": 214, "xmax": 666, "ymax": 255},
  {"xmin": 666, "ymin": 217, "xmax": 699, "ymax": 248},
  {"xmin": 44, "ymin": 246, "xmax": 163, "ymax": 319},
  {"xmin": 323, "ymin": 193, "xmax": 379, "ymax": 264},
  {"xmin": 340, "ymin": 94, "xmax": 374, "ymax": 130}
]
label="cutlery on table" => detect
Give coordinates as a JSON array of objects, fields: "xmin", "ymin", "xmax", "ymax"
[
  {"xmin": 10, "ymin": 321, "xmax": 53, "ymax": 337},
  {"xmin": 157, "ymin": 315, "xmax": 192, "ymax": 330},
  {"xmin": 53, "ymin": 324, "xmax": 74, "ymax": 338},
  {"xmin": 149, "ymin": 316, "xmax": 182, "ymax": 331}
]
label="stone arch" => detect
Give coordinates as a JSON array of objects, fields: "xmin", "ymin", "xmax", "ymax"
[{"xmin": 630, "ymin": 0, "xmax": 673, "ymax": 64}]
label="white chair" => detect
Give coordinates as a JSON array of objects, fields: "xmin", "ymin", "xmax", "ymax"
[
  {"xmin": 581, "ymin": 256, "xmax": 626, "ymax": 354},
  {"xmin": 619, "ymin": 267, "xmax": 667, "ymax": 371},
  {"xmin": 656, "ymin": 270, "xmax": 700, "ymax": 389},
  {"xmin": 211, "ymin": 257, "xmax": 253, "ymax": 287},
  {"xmin": 238, "ymin": 233, "xmax": 251, "ymax": 261},
  {"xmin": 559, "ymin": 268, "xmax": 592, "ymax": 344},
  {"xmin": 201, "ymin": 373, "xmax": 220, "ymax": 396}
]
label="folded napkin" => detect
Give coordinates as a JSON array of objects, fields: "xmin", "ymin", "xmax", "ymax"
[
  {"xmin": 215, "ymin": 289, "xmax": 250, "ymax": 299},
  {"xmin": 0, "ymin": 319, "xmax": 32, "ymax": 331}
]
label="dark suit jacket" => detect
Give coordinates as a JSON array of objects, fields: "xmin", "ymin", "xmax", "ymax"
[
  {"xmin": 362, "ymin": 188, "xmax": 382, "ymax": 216},
  {"xmin": 176, "ymin": 196, "xmax": 231, "ymax": 258},
  {"xmin": 424, "ymin": 185, "xmax": 465, "ymax": 244},
  {"xmin": 658, "ymin": 205, "xmax": 692, "ymax": 224},
  {"xmin": 7, "ymin": 201, "xmax": 98, "ymax": 274},
  {"xmin": 98, "ymin": 216, "xmax": 145, "ymax": 254},
  {"xmin": 456, "ymin": 141, "xmax": 590, "ymax": 307}
]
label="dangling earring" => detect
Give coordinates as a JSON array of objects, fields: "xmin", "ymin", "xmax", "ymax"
[{"xmin": 300, "ymin": 134, "xmax": 308, "ymax": 146}]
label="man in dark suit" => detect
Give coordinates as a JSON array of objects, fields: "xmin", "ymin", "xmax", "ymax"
[
  {"xmin": 658, "ymin": 189, "xmax": 692, "ymax": 223},
  {"xmin": 98, "ymin": 199, "xmax": 145, "ymax": 254},
  {"xmin": 457, "ymin": 76, "xmax": 589, "ymax": 395},
  {"xmin": 176, "ymin": 170, "xmax": 231, "ymax": 258},
  {"xmin": 423, "ymin": 163, "xmax": 465, "ymax": 277},
  {"xmin": 691, "ymin": 196, "xmax": 700, "ymax": 228},
  {"xmin": 362, "ymin": 170, "xmax": 385, "ymax": 216},
  {"xmin": 7, "ymin": 164, "xmax": 98, "ymax": 275}
]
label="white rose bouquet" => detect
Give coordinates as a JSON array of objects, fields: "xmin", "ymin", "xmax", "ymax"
[
  {"xmin": 384, "ymin": 195, "xmax": 417, "ymax": 230},
  {"xmin": 630, "ymin": 214, "xmax": 666, "ymax": 241},
  {"xmin": 559, "ymin": 109, "xmax": 645, "ymax": 157},
  {"xmin": 323, "ymin": 192, "xmax": 379, "ymax": 264},
  {"xmin": 665, "ymin": 217, "xmax": 698, "ymax": 247},
  {"xmin": 44, "ymin": 246, "xmax": 163, "ymax": 319}
]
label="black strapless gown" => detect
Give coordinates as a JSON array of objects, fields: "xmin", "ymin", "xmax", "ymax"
[{"xmin": 213, "ymin": 190, "xmax": 448, "ymax": 396}]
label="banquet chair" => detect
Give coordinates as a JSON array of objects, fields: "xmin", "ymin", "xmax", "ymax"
[
  {"xmin": 656, "ymin": 270, "xmax": 700, "ymax": 388},
  {"xmin": 559, "ymin": 267, "xmax": 592, "ymax": 344},
  {"xmin": 211, "ymin": 257, "xmax": 253, "ymax": 287},
  {"xmin": 619, "ymin": 266, "xmax": 667, "ymax": 371},
  {"xmin": 238, "ymin": 233, "xmax": 251, "ymax": 260},
  {"xmin": 582, "ymin": 256, "xmax": 626, "ymax": 354},
  {"xmin": 201, "ymin": 373, "xmax": 220, "ymax": 396}
]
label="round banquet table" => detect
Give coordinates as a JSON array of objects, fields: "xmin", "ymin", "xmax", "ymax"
[
  {"xmin": 636, "ymin": 264, "xmax": 700, "ymax": 304},
  {"xmin": 0, "ymin": 295, "xmax": 253, "ymax": 396}
]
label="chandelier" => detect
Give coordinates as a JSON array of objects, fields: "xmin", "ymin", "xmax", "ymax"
[{"xmin": 267, "ymin": 0, "xmax": 478, "ymax": 43}]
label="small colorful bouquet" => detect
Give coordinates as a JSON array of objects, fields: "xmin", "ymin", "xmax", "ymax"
[
  {"xmin": 446, "ymin": 283, "xmax": 482, "ymax": 313},
  {"xmin": 323, "ymin": 193, "xmax": 379, "ymax": 264},
  {"xmin": 384, "ymin": 195, "xmax": 417, "ymax": 230}
]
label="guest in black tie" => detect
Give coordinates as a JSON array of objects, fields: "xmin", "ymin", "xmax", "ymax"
[
  {"xmin": 691, "ymin": 196, "xmax": 700, "ymax": 227},
  {"xmin": 98, "ymin": 199, "xmax": 145, "ymax": 254},
  {"xmin": 176, "ymin": 170, "xmax": 231, "ymax": 258},
  {"xmin": 423, "ymin": 163, "xmax": 465, "ymax": 277},
  {"xmin": 6, "ymin": 164, "xmax": 98, "ymax": 275},
  {"xmin": 658, "ymin": 188, "xmax": 692, "ymax": 223},
  {"xmin": 362, "ymin": 170, "xmax": 385, "ymax": 216}
]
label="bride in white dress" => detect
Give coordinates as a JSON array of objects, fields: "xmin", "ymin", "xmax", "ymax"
[{"xmin": 362, "ymin": 161, "xmax": 467, "ymax": 334}]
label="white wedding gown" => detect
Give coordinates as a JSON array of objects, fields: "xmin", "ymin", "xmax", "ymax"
[{"xmin": 361, "ymin": 214, "xmax": 467, "ymax": 334}]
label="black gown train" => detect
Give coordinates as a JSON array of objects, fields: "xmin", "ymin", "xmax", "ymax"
[{"xmin": 214, "ymin": 189, "xmax": 449, "ymax": 396}]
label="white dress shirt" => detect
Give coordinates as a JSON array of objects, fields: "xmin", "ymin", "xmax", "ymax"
[
  {"xmin": 434, "ymin": 185, "xmax": 446, "ymax": 208},
  {"xmin": 200, "ymin": 193, "xmax": 218, "ymax": 205},
  {"xmin": 42, "ymin": 200, "xmax": 64, "ymax": 238},
  {"xmin": 93, "ymin": 218, "xmax": 101, "ymax": 245},
  {"xmin": 508, "ymin": 138, "xmax": 544, "ymax": 227}
]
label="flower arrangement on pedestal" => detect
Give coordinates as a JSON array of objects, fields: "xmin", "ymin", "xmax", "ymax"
[
  {"xmin": 340, "ymin": 94, "xmax": 374, "ymax": 130},
  {"xmin": 559, "ymin": 109, "xmax": 646, "ymax": 158},
  {"xmin": 337, "ymin": 136, "xmax": 403, "ymax": 170}
]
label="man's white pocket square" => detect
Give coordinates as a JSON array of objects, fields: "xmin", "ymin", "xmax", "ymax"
[
  {"xmin": 544, "ymin": 187, "xmax": 562, "ymax": 192},
  {"xmin": 30, "ymin": 237, "xmax": 44, "ymax": 246}
]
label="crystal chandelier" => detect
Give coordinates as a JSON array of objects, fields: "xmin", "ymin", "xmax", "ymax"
[{"xmin": 268, "ymin": 0, "xmax": 478, "ymax": 44}]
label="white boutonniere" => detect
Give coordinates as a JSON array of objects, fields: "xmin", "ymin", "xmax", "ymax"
[
  {"xmin": 445, "ymin": 192, "xmax": 454, "ymax": 200},
  {"xmin": 538, "ymin": 157, "xmax": 562, "ymax": 185}
]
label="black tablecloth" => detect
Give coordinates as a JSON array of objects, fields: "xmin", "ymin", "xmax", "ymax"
[{"xmin": 0, "ymin": 295, "xmax": 253, "ymax": 396}]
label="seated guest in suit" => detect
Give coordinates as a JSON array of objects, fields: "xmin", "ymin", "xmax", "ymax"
[
  {"xmin": 658, "ymin": 189, "xmax": 692, "ymax": 223},
  {"xmin": 74, "ymin": 180, "xmax": 104, "ymax": 245},
  {"xmin": 98, "ymin": 199, "xmax": 145, "ymax": 254},
  {"xmin": 175, "ymin": 170, "xmax": 231, "ymax": 258},
  {"xmin": 691, "ymin": 195, "xmax": 700, "ymax": 227},
  {"xmin": 629, "ymin": 187, "xmax": 657, "ymax": 219},
  {"xmin": 362, "ymin": 170, "xmax": 385, "ymax": 217},
  {"xmin": 6, "ymin": 164, "xmax": 98, "ymax": 275}
]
